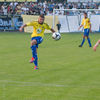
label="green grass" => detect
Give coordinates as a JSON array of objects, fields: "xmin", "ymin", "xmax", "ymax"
[{"xmin": 0, "ymin": 32, "xmax": 100, "ymax": 100}]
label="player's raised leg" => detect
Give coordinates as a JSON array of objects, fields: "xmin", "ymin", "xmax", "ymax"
[
  {"xmin": 30, "ymin": 37, "xmax": 43, "ymax": 69},
  {"xmin": 30, "ymin": 39, "xmax": 39, "ymax": 69},
  {"xmin": 30, "ymin": 39, "xmax": 37, "ymax": 63},
  {"xmin": 93, "ymin": 40, "xmax": 100, "ymax": 51}
]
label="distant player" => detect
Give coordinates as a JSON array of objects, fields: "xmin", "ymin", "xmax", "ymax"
[
  {"xmin": 19, "ymin": 14, "xmax": 55, "ymax": 70},
  {"xmin": 78, "ymin": 12, "xmax": 92, "ymax": 47},
  {"xmin": 93, "ymin": 40, "xmax": 100, "ymax": 51},
  {"xmin": 56, "ymin": 21, "xmax": 61, "ymax": 33}
]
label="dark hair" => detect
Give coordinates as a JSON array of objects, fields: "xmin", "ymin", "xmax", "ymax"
[
  {"xmin": 84, "ymin": 12, "xmax": 87, "ymax": 15},
  {"xmin": 39, "ymin": 14, "xmax": 45, "ymax": 18}
]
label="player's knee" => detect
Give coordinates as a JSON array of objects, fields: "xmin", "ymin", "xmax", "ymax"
[
  {"xmin": 31, "ymin": 40, "xmax": 37, "ymax": 45},
  {"xmin": 87, "ymin": 36, "xmax": 89, "ymax": 39},
  {"xmin": 98, "ymin": 40, "xmax": 100, "ymax": 43}
]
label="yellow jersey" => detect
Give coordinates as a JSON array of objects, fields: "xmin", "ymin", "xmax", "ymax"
[
  {"xmin": 81, "ymin": 18, "xmax": 91, "ymax": 29},
  {"xmin": 26, "ymin": 21, "xmax": 51, "ymax": 38}
]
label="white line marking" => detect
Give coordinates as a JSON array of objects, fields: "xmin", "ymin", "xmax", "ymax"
[
  {"xmin": 0, "ymin": 80, "xmax": 64, "ymax": 87},
  {"xmin": 0, "ymin": 80, "xmax": 100, "ymax": 88}
]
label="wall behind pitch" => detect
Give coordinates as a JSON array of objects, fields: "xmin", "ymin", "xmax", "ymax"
[{"xmin": 22, "ymin": 15, "xmax": 58, "ymax": 33}]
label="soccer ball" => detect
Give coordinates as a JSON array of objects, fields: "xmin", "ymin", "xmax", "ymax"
[{"xmin": 52, "ymin": 32, "xmax": 61, "ymax": 40}]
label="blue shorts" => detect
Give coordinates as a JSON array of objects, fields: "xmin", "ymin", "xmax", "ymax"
[
  {"xmin": 31, "ymin": 36, "xmax": 43, "ymax": 48},
  {"xmin": 84, "ymin": 29, "xmax": 90, "ymax": 36}
]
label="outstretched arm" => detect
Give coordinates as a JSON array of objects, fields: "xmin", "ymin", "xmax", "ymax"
[
  {"xmin": 78, "ymin": 25, "xmax": 83, "ymax": 30},
  {"xmin": 19, "ymin": 24, "xmax": 27, "ymax": 32},
  {"xmin": 90, "ymin": 24, "xmax": 92, "ymax": 32},
  {"xmin": 50, "ymin": 28, "xmax": 55, "ymax": 33},
  {"xmin": 79, "ymin": 19, "xmax": 84, "ymax": 30},
  {"xmin": 93, "ymin": 40, "xmax": 100, "ymax": 51},
  {"xmin": 50, "ymin": 28, "xmax": 56, "ymax": 39}
]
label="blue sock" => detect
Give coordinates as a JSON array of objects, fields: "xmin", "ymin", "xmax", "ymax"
[
  {"xmin": 81, "ymin": 38, "xmax": 85, "ymax": 46},
  {"xmin": 33, "ymin": 54, "xmax": 38, "ymax": 67},
  {"xmin": 31, "ymin": 45, "xmax": 38, "ymax": 67},
  {"xmin": 31, "ymin": 45, "xmax": 36, "ymax": 58},
  {"xmin": 87, "ymin": 38, "xmax": 92, "ymax": 47}
]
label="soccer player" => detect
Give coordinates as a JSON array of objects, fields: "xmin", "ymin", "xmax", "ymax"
[
  {"xmin": 56, "ymin": 21, "xmax": 61, "ymax": 33},
  {"xmin": 19, "ymin": 14, "xmax": 55, "ymax": 70},
  {"xmin": 78, "ymin": 12, "xmax": 92, "ymax": 47},
  {"xmin": 93, "ymin": 40, "xmax": 100, "ymax": 51}
]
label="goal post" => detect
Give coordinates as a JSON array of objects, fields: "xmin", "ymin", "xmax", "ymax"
[{"xmin": 53, "ymin": 9, "xmax": 100, "ymax": 33}]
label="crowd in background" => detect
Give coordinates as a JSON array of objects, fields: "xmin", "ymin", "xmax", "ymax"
[{"xmin": 0, "ymin": 0, "xmax": 100, "ymax": 16}]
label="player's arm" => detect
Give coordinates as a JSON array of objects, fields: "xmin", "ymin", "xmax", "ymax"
[
  {"xmin": 78, "ymin": 25, "xmax": 83, "ymax": 30},
  {"xmin": 89, "ymin": 19, "xmax": 92, "ymax": 32},
  {"xmin": 50, "ymin": 28, "xmax": 55, "ymax": 33},
  {"xmin": 93, "ymin": 40, "xmax": 100, "ymax": 51},
  {"xmin": 90, "ymin": 24, "xmax": 92, "ymax": 32},
  {"xmin": 19, "ymin": 21, "xmax": 34, "ymax": 32},
  {"xmin": 45, "ymin": 23, "xmax": 55, "ymax": 33},
  {"xmin": 19, "ymin": 24, "xmax": 27, "ymax": 32},
  {"xmin": 78, "ymin": 19, "xmax": 84, "ymax": 30}
]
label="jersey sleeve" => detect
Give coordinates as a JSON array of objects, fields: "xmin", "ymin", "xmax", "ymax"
[
  {"xmin": 44, "ymin": 23, "xmax": 51, "ymax": 30},
  {"xmin": 26, "ymin": 21, "xmax": 35, "ymax": 26}
]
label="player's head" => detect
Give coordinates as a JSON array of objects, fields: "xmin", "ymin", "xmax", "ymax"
[
  {"xmin": 58, "ymin": 21, "xmax": 60, "ymax": 24},
  {"xmin": 38, "ymin": 14, "xmax": 45, "ymax": 24},
  {"xmin": 84, "ymin": 12, "xmax": 87, "ymax": 18}
]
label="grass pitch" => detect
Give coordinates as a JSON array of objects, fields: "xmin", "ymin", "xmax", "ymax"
[{"xmin": 0, "ymin": 32, "xmax": 100, "ymax": 100}]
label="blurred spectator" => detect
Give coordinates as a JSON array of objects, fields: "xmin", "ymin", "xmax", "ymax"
[
  {"xmin": 0, "ymin": 1, "xmax": 99, "ymax": 16},
  {"xmin": 2, "ymin": 3, "xmax": 7, "ymax": 15}
]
